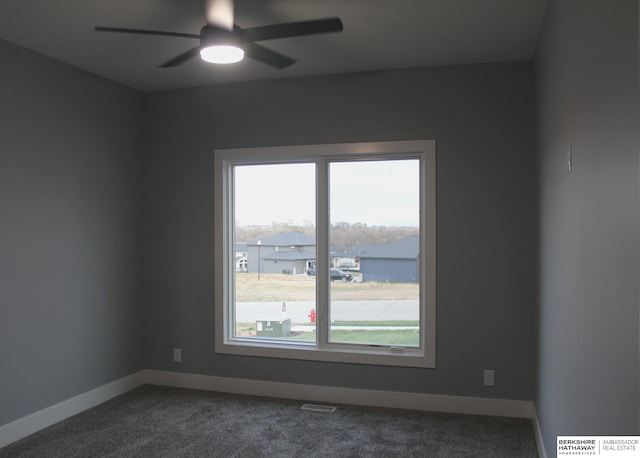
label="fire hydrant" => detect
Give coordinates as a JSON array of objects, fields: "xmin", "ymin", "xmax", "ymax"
[{"xmin": 308, "ymin": 308, "xmax": 316, "ymax": 323}]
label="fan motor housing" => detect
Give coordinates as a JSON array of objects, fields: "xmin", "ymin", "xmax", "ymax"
[{"xmin": 200, "ymin": 25, "xmax": 244, "ymax": 48}]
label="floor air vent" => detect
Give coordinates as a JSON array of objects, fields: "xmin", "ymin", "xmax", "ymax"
[{"xmin": 300, "ymin": 403, "xmax": 338, "ymax": 413}]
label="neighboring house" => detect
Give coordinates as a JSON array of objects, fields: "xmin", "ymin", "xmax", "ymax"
[
  {"xmin": 333, "ymin": 243, "xmax": 389, "ymax": 271},
  {"xmin": 247, "ymin": 232, "xmax": 316, "ymax": 275},
  {"xmin": 235, "ymin": 243, "xmax": 247, "ymax": 272},
  {"xmin": 358, "ymin": 235, "xmax": 419, "ymax": 283},
  {"xmin": 262, "ymin": 249, "xmax": 317, "ymax": 275},
  {"xmin": 245, "ymin": 233, "xmax": 420, "ymax": 278},
  {"xmin": 330, "ymin": 246, "xmax": 359, "ymax": 271}
]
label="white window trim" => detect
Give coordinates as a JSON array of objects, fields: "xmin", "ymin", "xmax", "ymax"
[{"xmin": 214, "ymin": 139, "xmax": 436, "ymax": 368}]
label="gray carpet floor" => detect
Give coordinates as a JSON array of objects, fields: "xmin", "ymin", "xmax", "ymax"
[{"xmin": 1, "ymin": 385, "xmax": 538, "ymax": 457}]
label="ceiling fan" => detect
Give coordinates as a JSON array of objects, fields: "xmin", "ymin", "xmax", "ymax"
[{"xmin": 95, "ymin": 0, "xmax": 343, "ymax": 69}]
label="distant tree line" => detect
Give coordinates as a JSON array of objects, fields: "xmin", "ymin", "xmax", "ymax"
[{"xmin": 236, "ymin": 221, "xmax": 418, "ymax": 248}]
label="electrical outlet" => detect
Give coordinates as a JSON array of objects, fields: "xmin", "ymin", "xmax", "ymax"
[
  {"xmin": 483, "ymin": 370, "xmax": 494, "ymax": 386},
  {"xmin": 173, "ymin": 348, "xmax": 182, "ymax": 362}
]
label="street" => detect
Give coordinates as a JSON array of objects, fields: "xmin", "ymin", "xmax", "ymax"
[{"xmin": 235, "ymin": 300, "xmax": 419, "ymax": 323}]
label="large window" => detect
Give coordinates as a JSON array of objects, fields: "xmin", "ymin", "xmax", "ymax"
[{"xmin": 214, "ymin": 140, "xmax": 436, "ymax": 367}]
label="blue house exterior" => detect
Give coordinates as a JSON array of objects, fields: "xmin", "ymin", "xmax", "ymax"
[
  {"xmin": 358, "ymin": 235, "xmax": 419, "ymax": 283},
  {"xmin": 246, "ymin": 232, "xmax": 316, "ymax": 275}
]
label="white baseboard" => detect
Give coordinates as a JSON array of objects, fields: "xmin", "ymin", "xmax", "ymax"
[
  {"xmin": 144, "ymin": 369, "xmax": 534, "ymax": 419},
  {"xmin": 0, "ymin": 371, "xmax": 145, "ymax": 448},
  {"xmin": 532, "ymin": 405, "xmax": 548, "ymax": 458},
  {"xmin": 1, "ymin": 369, "xmax": 535, "ymax": 449}
]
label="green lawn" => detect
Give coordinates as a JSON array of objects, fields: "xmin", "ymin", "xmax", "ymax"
[
  {"xmin": 331, "ymin": 320, "xmax": 418, "ymax": 327},
  {"xmin": 290, "ymin": 329, "xmax": 419, "ymax": 347},
  {"xmin": 236, "ymin": 320, "xmax": 420, "ymax": 347}
]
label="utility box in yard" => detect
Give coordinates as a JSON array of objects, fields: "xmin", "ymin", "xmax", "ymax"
[{"xmin": 256, "ymin": 319, "xmax": 291, "ymax": 338}]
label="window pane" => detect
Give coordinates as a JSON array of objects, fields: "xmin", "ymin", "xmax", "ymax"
[
  {"xmin": 233, "ymin": 163, "xmax": 316, "ymax": 342},
  {"xmin": 328, "ymin": 159, "xmax": 420, "ymax": 347}
]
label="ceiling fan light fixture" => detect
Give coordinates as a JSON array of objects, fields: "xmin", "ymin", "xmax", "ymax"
[
  {"xmin": 200, "ymin": 45, "xmax": 244, "ymax": 64},
  {"xmin": 199, "ymin": 25, "xmax": 244, "ymax": 64}
]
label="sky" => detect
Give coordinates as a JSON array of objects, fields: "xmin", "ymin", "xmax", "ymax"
[{"xmin": 234, "ymin": 159, "xmax": 420, "ymax": 227}]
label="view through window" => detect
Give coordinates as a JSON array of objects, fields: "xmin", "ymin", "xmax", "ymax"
[
  {"xmin": 233, "ymin": 159, "xmax": 420, "ymax": 347},
  {"xmin": 328, "ymin": 159, "xmax": 420, "ymax": 347},
  {"xmin": 233, "ymin": 163, "xmax": 317, "ymax": 342}
]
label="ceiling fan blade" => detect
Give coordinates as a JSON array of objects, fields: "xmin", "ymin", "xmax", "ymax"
[
  {"xmin": 95, "ymin": 26, "xmax": 200, "ymax": 40},
  {"xmin": 242, "ymin": 17, "xmax": 343, "ymax": 42},
  {"xmin": 244, "ymin": 42, "xmax": 295, "ymax": 69},
  {"xmin": 157, "ymin": 46, "xmax": 202, "ymax": 68}
]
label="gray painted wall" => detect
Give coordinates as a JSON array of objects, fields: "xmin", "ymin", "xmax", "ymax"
[
  {"xmin": 0, "ymin": 40, "xmax": 144, "ymax": 425},
  {"xmin": 141, "ymin": 62, "xmax": 537, "ymax": 400},
  {"xmin": 535, "ymin": 1, "xmax": 640, "ymax": 456}
]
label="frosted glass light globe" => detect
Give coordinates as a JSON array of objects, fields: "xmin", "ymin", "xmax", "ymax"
[{"xmin": 200, "ymin": 45, "xmax": 244, "ymax": 64}]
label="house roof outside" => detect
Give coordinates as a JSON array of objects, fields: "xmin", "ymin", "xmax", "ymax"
[
  {"xmin": 357, "ymin": 235, "xmax": 419, "ymax": 260},
  {"xmin": 262, "ymin": 250, "xmax": 317, "ymax": 261},
  {"xmin": 334, "ymin": 243, "xmax": 384, "ymax": 259},
  {"xmin": 247, "ymin": 231, "xmax": 419, "ymax": 260}
]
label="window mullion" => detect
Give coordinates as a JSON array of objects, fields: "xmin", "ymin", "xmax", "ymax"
[
  {"xmin": 315, "ymin": 158, "xmax": 330, "ymax": 348},
  {"xmin": 226, "ymin": 161, "xmax": 236, "ymax": 342}
]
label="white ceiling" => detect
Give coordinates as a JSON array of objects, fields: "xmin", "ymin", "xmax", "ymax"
[{"xmin": 0, "ymin": 0, "xmax": 548, "ymax": 93}]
